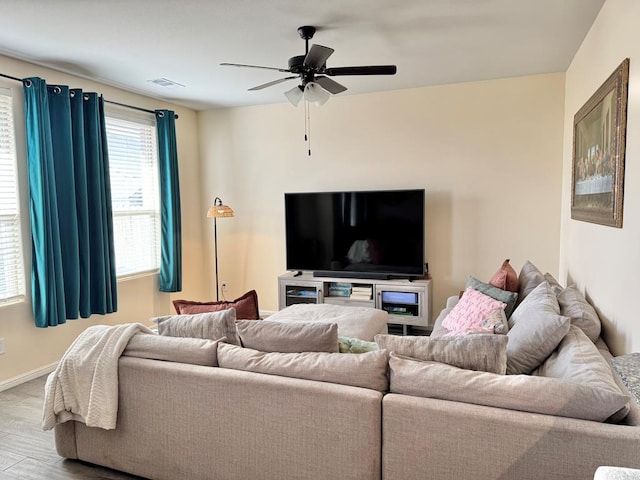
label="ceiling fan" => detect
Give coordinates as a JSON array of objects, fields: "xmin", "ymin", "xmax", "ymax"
[{"xmin": 221, "ymin": 26, "xmax": 397, "ymax": 106}]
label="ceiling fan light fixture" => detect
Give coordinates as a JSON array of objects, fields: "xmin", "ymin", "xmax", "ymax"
[
  {"xmin": 285, "ymin": 85, "xmax": 304, "ymax": 106},
  {"xmin": 303, "ymin": 82, "xmax": 330, "ymax": 106}
]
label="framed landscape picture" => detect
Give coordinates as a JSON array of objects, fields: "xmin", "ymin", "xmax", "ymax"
[{"xmin": 571, "ymin": 58, "xmax": 629, "ymax": 228}]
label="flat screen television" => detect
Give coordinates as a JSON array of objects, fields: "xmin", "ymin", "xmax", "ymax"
[{"xmin": 285, "ymin": 189, "xmax": 425, "ymax": 279}]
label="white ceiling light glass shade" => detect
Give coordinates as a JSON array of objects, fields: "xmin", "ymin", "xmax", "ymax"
[
  {"xmin": 304, "ymin": 82, "xmax": 330, "ymax": 105},
  {"xmin": 284, "ymin": 86, "xmax": 304, "ymax": 106}
]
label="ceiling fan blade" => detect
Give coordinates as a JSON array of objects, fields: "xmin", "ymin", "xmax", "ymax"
[
  {"xmin": 324, "ymin": 65, "xmax": 397, "ymax": 76},
  {"xmin": 220, "ymin": 62, "xmax": 290, "ymax": 73},
  {"xmin": 248, "ymin": 76, "xmax": 298, "ymax": 91},
  {"xmin": 303, "ymin": 44, "xmax": 334, "ymax": 69},
  {"xmin": 314, "ymin": 76, "xmax": 347, "ymax": 95}
]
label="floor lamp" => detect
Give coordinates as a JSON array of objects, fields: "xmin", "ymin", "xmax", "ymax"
[{"xmin": 207, "ymin": 197, "xmax": 234, "ymax": 301}]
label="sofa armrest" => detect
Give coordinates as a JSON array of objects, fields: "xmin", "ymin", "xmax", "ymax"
[
  {"xmin": 430, "ymin": 296, "xmax": 458, "ymax": 337},
  {"xmin": 445, "ymin": 295, "xmax": 460, "ymax": 309},
  {"xmin": 54, "ymin": 421, "xmax": 77, "ymax": 459},
  {"xmin": 383, "ymin": 394, "xmax": 640, "ymax": 480}
]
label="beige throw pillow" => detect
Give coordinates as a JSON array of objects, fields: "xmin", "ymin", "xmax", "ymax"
[
  {"xmin": 534, "ymin": 325, "xmax": 629, "ymax": 422},
  {"xmin": 217, "ymin": 342, "xmax": 389, "ymax": 392},
  {"xmin": 506, "ymin": 281, "xmax": 570, "ymax": 374},
  {"xmin": 123, "ymin": 333, "xmax": 221, "ymax": 366},
  {"xmin": 152, "ymin": 308, "xmax": 240, "ymax": 345},
  {"xmin": 375, "ymin": 333, "xmax": 508, "ymax": 374},
  {"xmin": 389, "ymin": 354, "xmax": 630, "ymax": 422},
  {"xmin": 235, "ymin": 320, "xmax": 339, "ymax": 353}
]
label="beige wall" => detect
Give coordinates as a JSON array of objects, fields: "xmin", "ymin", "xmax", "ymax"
[
  {"xmin": 560, "ymin": 0, "xmax": 640, "ymax": 355},
  {"xmin": 198, "ymin": 73, "xmax": 565, "ymax": 316},
  {"xmin": 0, "ymin": 55, "xmax": 207, "ymax": 385}
]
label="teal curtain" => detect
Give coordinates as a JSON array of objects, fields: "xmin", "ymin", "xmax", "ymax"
[
  {"xmin": 23, "ymin": 77, "xmax": 117, "ymax": 327},
  {"xmin": 155, "ymin": 110, "xmax": 182, "ymax": 292}
]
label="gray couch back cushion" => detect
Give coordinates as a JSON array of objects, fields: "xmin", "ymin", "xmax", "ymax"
[
  {"xmin": 235, "ymin": 320, "xmax": 338, "ymax": 353},
  {"xmin": 507, "ymin": 281, "xmax": 570, "ymax": 374},
  {"xmin": 123, "ymin": 333, "xmax": 220, "ymax": 366},
  {"xmin": 152, "ymin": 308, "xmax": 240, "ymax": 345},
  {"xmin": 217, "ymin": 342, "xmax": 389, "ymax": 392},
  {"xmin": 389, "ymin": 353, "xmax": 630, "ymax": 422},
  {"xmin": 534, "ymin": 325, "xmax": 630, "ymax": 422},
  {"xmin": 375, "ymin": 333, "xmax": 508, "ymax": 374}
]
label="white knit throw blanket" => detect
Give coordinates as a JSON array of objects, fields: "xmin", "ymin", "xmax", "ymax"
[{"xmin": 42, "ymin": 323, "xmax": 152, "ymax": 431}]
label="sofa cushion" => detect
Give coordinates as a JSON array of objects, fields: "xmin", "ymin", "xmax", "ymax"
[
  {"xmin": 338, "ymin": 336, "xmax": 379, "ymax": 354},
  {"xmin": 172, "ymin": 290, "xmax": 260, "ymax": 320},
  {"xmin": 217, "ymin": 342, "xmax": 389, "ymax": 392},
  {"xmin": 466, "ymin": 276, "xmax": 518, "ymax": 318},
  {"xmin": 557, "ymin": 285, "xmax": 601, "ymax": 343},
  {"xmin": 506, "ymin": 281, "xmax": 570, "ymax": 374},
  {"xmin": 489, "ymin": 259, "xmax": 520, "ymax": 293},
  {"xmin": 543, "ymin": 272, "xmax": 564, "ymax": 295},
  {"xmin": 540, "ymin": 274, "xmax": 601, "ymax": 342},
  {"xmin": 534, "ymin": 325, "xmax": 629, "ymax": 422},
  {"xmin": 235, "ymin": 320, "xmax": 338, "ymax": 353},
  {"xmin": 123, "ymin": 332, "xmax": 221, "ymax": 366},
  {"xmin": 265, "ymin": 303, "xmax": 388, "ymax": 341},
  {"xmin": 517, "ymin": 260, "xmax": 545, "ymax": 303},
  {"xmin": 441, "ymin": 287, "xmax": 507, "ymax": 335},
  {"xmin": 152, "ymin": 308, "xmax": 240, "ymax": 345},
  {"xmin": 375, "ymin": 333, "xmax": 508, "ymax": 374},
  {"xmin": 389, "ymin": 353, "xmax": 631, "ymax": 422}
]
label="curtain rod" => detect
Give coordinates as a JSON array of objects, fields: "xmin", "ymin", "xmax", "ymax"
[
  {"xmin": 0, "ymin": 72, "xmax": 22, "ymax": 82},
  {"xmin": 0, "ymin": 72, "xmax": 179, "ymax": 119},
  {"xmin": 104, "ymin": 99, "xmax": 178, "ymax": 119}
]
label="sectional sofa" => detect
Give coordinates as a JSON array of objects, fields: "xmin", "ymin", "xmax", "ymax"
[
  {"xmin": 54, "ymin": 329, "xmax": 640, "ymax": 479},
  {"xmin": 52, "ymin": 261, "xmax": 640, "ymax": 480}
]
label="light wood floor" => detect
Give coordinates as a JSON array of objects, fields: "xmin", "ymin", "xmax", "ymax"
[{"xmin": 0, "ymin": 375, "xmax": 143, "ymax": 479}]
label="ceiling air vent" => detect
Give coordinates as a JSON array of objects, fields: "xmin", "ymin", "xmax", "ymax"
[{"xmin": 147, "ymin": 78, "xmax": 185, "ymax": 88}]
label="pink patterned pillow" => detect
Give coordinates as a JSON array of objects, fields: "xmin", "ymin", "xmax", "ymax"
[{"xmin": 442, "ymin": 287, "xmax": 507, "ymax": 336}]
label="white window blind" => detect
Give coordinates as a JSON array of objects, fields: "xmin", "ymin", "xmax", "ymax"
[
  {"xmin": 0, "ymin": 88, "xmax": 25, "ymax": 304},
  {"xmin": 105, "ymin": 112, "xmax": 160, "ymax": 277}
]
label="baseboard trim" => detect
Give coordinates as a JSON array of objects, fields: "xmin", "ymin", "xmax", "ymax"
[{"xmin": 0, "ymin": 362, "xmax": 57, "ymax": 392}]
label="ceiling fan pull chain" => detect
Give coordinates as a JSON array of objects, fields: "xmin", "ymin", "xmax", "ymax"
[{"xmin": 305, "ymin": 100, "xmax": 312, "ymax": 156}]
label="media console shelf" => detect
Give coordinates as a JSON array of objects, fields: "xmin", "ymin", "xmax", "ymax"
[{"xmin": 278, "ymin": 272, "xmax": 432, "ymax": 334}]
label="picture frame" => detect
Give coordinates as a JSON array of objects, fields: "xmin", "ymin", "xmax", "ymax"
[{"xmin": 571, "ymin": 58, "xmax": 629, "ymax": 228}]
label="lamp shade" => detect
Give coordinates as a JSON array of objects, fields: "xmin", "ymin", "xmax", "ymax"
[
  {"xmin": 285, "ymin": 86, "xmax": 304, "ymax": 106},
  {"xmin": 207, "ymin": 197, "xmax": 234, "ymax": 218},
  {"xmin": 304, "ymin": 82, "xmax": 331, "ymax": 105}
]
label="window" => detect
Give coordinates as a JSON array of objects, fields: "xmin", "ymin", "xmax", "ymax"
[
  {"xmin": 0, "ymin": 87, "xmax": 25, "ymax": 303},
  {"xmin": 105, "ymin": 112, "xmax": 160, "ymax": 277}
]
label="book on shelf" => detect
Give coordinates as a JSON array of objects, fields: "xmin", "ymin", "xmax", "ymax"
[
  {"xmin": 287, "ymin": 289, "xmax": 318, "ymax": 297},
  {"xmin": 328, "ymin": 287, "xmax": 351, "ymax": 297},
  {"xmin": 350, "ymin": 286, "xmax": 372, "ymax": 299},
  {"xmin": 351, "ymin": 286, "xmax": 372, "ymax": 293},
  {"xmin": 329, "ymin": 282, "xmax": 352, "ymax": 289},
  {"xmin": 350, "ymin": 293, "xmax": 372, "ymax": 300}
]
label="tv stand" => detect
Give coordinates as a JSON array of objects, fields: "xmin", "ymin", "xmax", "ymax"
[{"xmin": 278, "ymin": 272, "xmax": 432, "ymax": 332}]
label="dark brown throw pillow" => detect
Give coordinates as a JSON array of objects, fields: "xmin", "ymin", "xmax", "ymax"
[
  {"xmin": 173, "ymin": 290, "xmax": 260, "ymax": 320},
  {"xmin": 489, "ymin": 259, "xmax": 520, "ymax": 293}
]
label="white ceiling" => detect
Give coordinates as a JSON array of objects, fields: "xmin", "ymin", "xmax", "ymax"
[{"xmin": 0, "ymin": 0, "xmax": 605, "ymax": 110}]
